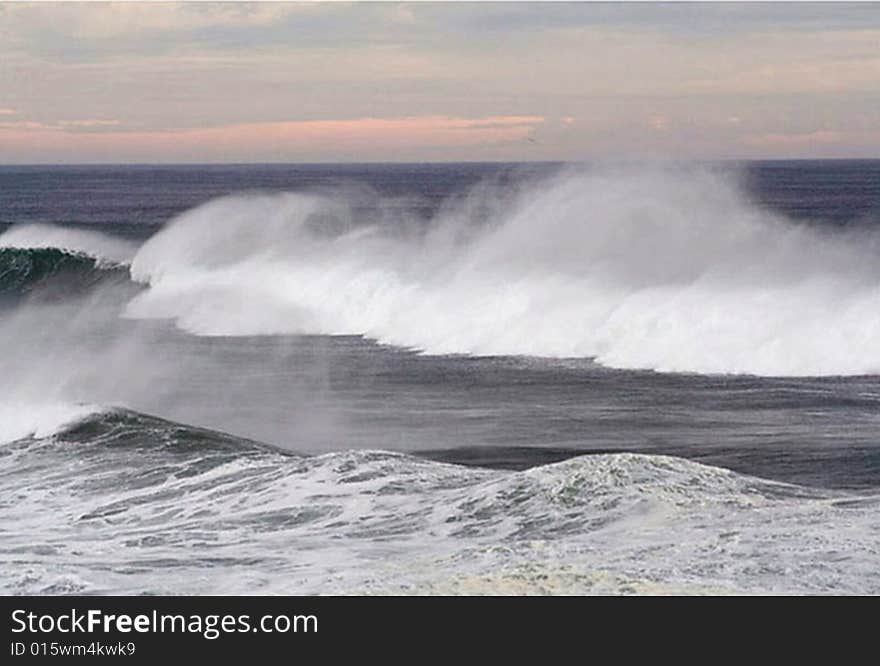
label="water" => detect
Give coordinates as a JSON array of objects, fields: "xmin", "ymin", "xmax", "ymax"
[{"xmin": 1, "ymin": 160, "xmax": 879, "ymax": 594}]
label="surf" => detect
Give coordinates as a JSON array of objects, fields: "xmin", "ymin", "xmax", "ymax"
[
  {"xmin": 2, "ymin": 404, "xmax": 877, "ymax": 595},
  {"xmin": 120, "ymin": 164, "xmax": 880, "ymax": 376}
]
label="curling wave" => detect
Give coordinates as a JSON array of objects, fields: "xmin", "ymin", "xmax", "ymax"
[
  {"xmin": 0, "ymin": 223, "xmax": 136, "ymax": 266},
  {"xmin": 0, "ymin": 247, "xmax": 128, "ymax": 300},
  {"xmin": 0, "ymin": 224, "xmax": 135, "ymax": 301}
]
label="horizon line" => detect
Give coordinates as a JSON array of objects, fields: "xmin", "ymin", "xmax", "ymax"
[{"xmin": 2, "ymin": 156, "xmax": 880, "ymax": 168}]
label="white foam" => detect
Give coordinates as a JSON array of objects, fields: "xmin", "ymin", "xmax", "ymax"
[
  {"xmin": 0, "ymin": 224, "xmax": 137, "ymax": 266},
  {"xmin": 0, "ymin": 402, "xmax": 102, "ymax": 445},
  {"xmin": 125, "ymin": 165, "xmax": 880, "ymax": 376},
  {"xmin": 2, "ymin": 442, "xmax": 877, "ymax": 594}
]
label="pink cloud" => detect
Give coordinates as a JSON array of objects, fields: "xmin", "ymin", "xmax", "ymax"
[{"xmin": 0, "ymin": 115, "xmax": 545, "ymax": 161}]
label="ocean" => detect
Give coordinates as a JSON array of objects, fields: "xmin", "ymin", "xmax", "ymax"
[{"xmin": 1, "ymin": 160, "xmax": 879, "ymax": 594}]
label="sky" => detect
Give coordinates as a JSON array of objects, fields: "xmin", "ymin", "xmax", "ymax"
[{"xmin": 0, "ymin": 1, "xmax": 879, "ymax": 164}]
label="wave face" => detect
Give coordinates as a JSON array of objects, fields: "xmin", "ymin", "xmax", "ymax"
[
  {"xmin": 124, "ymin": 166, "xmax": 880, "ymax": 376},
  {"xmin": 0, "ymin": 247, "xmax": 127, "ymax": 300},
  {"xmin": 0, "ymin": 225, "xmax": 134, "ymax": 301},
  {"xmin": 1, "ymin": 407, "xmax": 877, "ymax": 595}
]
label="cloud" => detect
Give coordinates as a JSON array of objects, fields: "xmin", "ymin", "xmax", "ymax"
[
  {"xmin": 57, "ymin": 119, "xmax": 121, "ymax": 128},
  {"xmin": 1, "ymin": 3, "xmax": 308, "ymax": 39},
  {"xmin": 232, "ymin": 115, "xmax": 545, "ymax": 147},
  {"xmin": 455, "ymin": 117, "xmax": 543, "ymax": 131},
  {"xmin": 0, "ymin": 115, "xmax": 546, "ymax": 162},
  {"xmin": 0, "ymin": 118, "xmax": 121, "ymax": 132},
  {"xmin": 0, "ymin": 120, "xmax": 46, "ymax": 130},
  {"xmin": 2, "ymin": 4, "xmax": 879, "ymax": 161}
]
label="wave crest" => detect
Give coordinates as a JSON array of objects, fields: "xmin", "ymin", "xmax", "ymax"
[
  {"xmin": 0, "ymin": 224, "xmax": 136, "ymax": 266},
  {"xmin": 0, "ymin": 402, "xmax": 105, "ymax": 445},
  {"xmin": 116, "ymin": 165, "xmax": 880, "ymax": 375},
  {"xmin": 0, "ymin": 247, "xmax": 128, "ymax": 299}
]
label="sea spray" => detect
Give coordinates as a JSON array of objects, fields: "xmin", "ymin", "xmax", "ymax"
[{"xmin": 125, "ymin": 165, "xmax": 880, "ymax": 376}]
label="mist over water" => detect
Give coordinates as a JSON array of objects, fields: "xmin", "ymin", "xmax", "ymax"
[
  {"xmin": 2, "ymin": 163, "xmax": 880, "ymax": 463},
  {"xmin": 121, "ymin": 164, "xmax": 880, "ymax": 376}
]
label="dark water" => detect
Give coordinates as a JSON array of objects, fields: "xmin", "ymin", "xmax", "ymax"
[
  {"xmin": 3, "ymin": 159, "xmax": 879, "ymax": 233},
  {"xmin": 1, "ymin": 160, "xmax": 880, "ymax": 491}
]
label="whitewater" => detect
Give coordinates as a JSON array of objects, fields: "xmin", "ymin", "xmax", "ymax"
[
  {"xmin": 3, "ymin": 164, "xmax": 880, "ymax": 375},
  {"xmin": 2, "ymin": 405, "xmax": 878, "ymax": 595},
  {"xmin": 1, "ymin": 161, "xmax": 879, "ymax": 594},
  {"xmin": 114, "ymin": 165, "xmax": 880, "ymax": 376}
]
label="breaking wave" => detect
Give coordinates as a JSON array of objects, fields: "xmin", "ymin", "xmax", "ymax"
[
  {"xmin": 1, "ymin": 406, "xmax": 877, "ymax": 595},
  {"xmin": 119, "ymin": 165, "xmax": 880, "ymax": 376},
  {"xmin": 0, "ymin": 225, "xmax": 134, "ymax": 300},
  {"xmin": 0, "ymin": 247, "xmax": 127, "ymax": 299},
  {"xmin": 0, "ymin": 224, "xmax": 136, "ymax": 266},
  {"xmin": 0, "ymin": 402, "xmax": 105, "ymax": 446}
]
